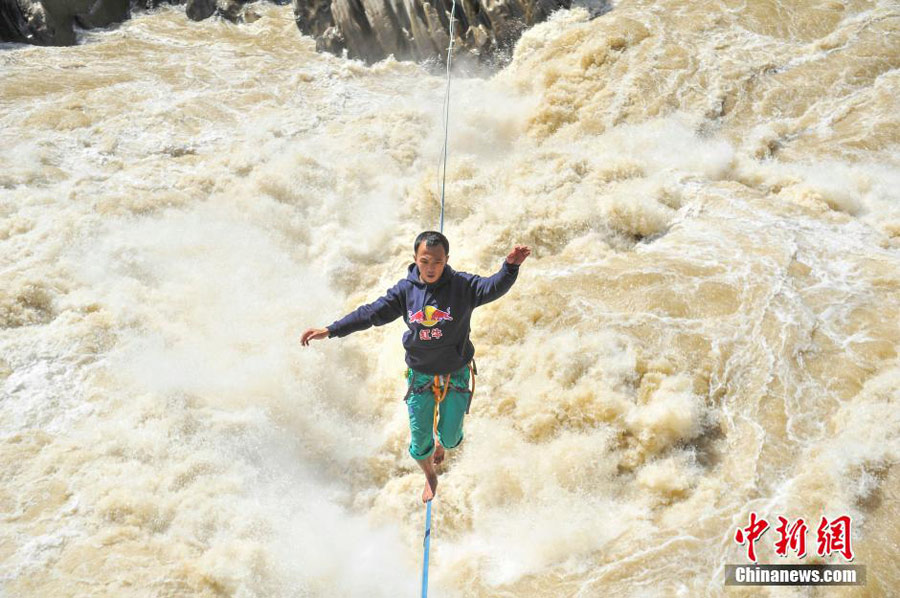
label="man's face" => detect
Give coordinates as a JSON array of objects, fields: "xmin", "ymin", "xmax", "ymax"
[{"xmin": 414, "ymin": 243, "xmax": 447, "ymax": 284}]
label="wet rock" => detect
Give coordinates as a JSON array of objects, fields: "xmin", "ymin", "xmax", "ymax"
[
  {"xmin": 74, "ymin": 0, "xmax": 128, "ymax": 28},
  {"xmin": 316, "ymin": 24, "xmax": 344, "ymax": 54},
  {"xmin": 183, "ymin": 0, "xmax": 257, "ymax": 23},
  {"xmin": 292, "ymin": 0, "xmax": 572, "ymax": 64},
  {"xmin": 216, "ymin": 0, "xmax": 243, "ymax": 22},
  {"xmin": 291, "ymin": 0, "xmax": 333, "ymax": 42},
  {"xmin": 185, "ymin": 0, "xmax": 216, "ymax": 20}
]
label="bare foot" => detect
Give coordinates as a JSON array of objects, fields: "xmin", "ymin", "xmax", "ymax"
[
  {"xmin": 422, "ymin": 471, "xmax": 438, "ymax": 503},
  {"xmin": 433, "ymin": 443, "xmax": 445, "ymax": 466}
]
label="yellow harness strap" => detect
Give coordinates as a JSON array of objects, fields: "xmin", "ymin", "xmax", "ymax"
[{"xmin": 432, "ymin": 374, "xmax": 451, "ymax": 433}]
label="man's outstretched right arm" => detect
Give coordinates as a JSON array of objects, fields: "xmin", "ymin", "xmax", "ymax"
[{"xmin": 303, "ymin": 282, "xmax": 405, "ymax": 345}]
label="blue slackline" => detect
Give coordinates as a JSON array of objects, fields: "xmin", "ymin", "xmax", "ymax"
[{"xmin": 421, "ymin": 499, "xmax": 433, "ymax": 597}]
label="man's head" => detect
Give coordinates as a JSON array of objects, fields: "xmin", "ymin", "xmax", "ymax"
[{"xmin": 414, "ymin": 231, "xmax": 449, "ymax": 284}]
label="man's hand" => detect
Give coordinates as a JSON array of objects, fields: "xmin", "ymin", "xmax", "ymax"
[
  {"xmin": 506, "ymin": 245, "xmax": 532, "ymax": 265},
  {"xmin": 301, "ymin": 327, "xmax": 330, "ymax": 346}
]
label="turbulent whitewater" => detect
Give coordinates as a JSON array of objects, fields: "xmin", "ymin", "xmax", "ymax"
[{"xmin": 1, "ymin": 1, "xmax": 898, "ymax": 596}]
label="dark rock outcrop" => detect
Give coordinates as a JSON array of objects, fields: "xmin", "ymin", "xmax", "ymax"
[
  {"xmin": 292, "ymin": 0, "xmax": 571, "ymax": 64},
  {"xmin": 0, "ymin": 0, "xmax": 276, "ymax": 45},
  {"xmin": 0, "ymin": 0, "xmax": 129, "ymax": 45},
  {"xmin": 1, "ymin": 0, "xmax": 32, "ymax": 43}
]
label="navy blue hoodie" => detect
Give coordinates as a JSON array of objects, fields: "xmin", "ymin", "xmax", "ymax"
[{"xmin": 326, "ymin": 261, "xmax": 520, "ymax": 375}]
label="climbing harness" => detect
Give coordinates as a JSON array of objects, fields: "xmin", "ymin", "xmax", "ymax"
[
  {"xmin": 404, "ymin": 359, "xmax": 477, "ymax": 416},
  {"xmin": 429, "ymin": 357, "xmax": 477, "ymax": 428}
]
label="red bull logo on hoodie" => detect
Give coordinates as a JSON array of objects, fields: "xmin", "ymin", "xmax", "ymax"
[{"xmin": 407, "ymin": 305, "xmax": 453, "ymax": 327}]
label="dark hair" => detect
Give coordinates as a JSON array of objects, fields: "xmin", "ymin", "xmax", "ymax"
[{"xmin": 414, "ymin": 231, "xmax": 449, "ymax": 256}]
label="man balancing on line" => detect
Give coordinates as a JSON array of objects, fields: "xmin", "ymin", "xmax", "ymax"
[{"xmin": 301, "ymin": 231, "xmax": 531, "ymax": 502}]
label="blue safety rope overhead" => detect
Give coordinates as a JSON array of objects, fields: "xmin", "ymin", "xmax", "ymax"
[{"xmin": 437, "ymin": 0, "xmax": 457, "ymax": 234}]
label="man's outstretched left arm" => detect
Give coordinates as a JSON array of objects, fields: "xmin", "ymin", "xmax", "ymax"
[{"xmin": 467, "ymin": 245, "xmax": 531, "ymax": 307}]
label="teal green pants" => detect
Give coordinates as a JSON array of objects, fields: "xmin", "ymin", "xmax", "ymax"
[{"xmin": 405, "ymin": 364, "xmax": 472, "ymax": 460}]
